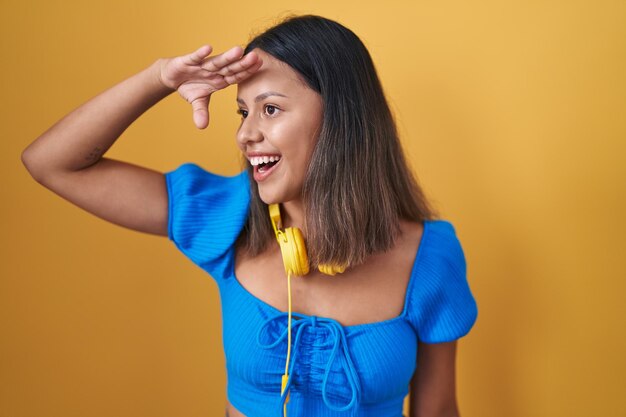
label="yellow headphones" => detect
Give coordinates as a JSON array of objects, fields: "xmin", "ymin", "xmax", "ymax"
[
  {"xmin": 268, "ymin": 203, "xmax": 346, "ymax": 416},
  {"xmin": 268, "ymin": 204, "xmax": 346, "ymax": 277}
]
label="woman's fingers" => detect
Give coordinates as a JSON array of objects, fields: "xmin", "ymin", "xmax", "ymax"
[
  {"xmin": 201, "ymin": 46, "xmax": 244, "ymax": 72},
  {"xmin": 180, "ymin": 45, "xmax": 262, "ymax": 87},
  {"xmin": 223, "ymin": 57, "xmax": 263, "ymax": 84},
  {"xmin": 177, "ymin": 45, "xmax": 263, "ymax": 129},
  {"xmin": 182, "ymin": 45, "xmax": 214, "ymax": 66},
  {"xmin": 217, "ymin": 51, "xmax": 261, "ymax": 76}
]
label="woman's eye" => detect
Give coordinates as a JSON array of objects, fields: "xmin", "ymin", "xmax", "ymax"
[
  {"xmin": 237, "ymin": 109, "xmax": 248, "ymax": 118},
  {"xmin": 264, "ymin": 105, "xmax": 279, "ymax": 116}
]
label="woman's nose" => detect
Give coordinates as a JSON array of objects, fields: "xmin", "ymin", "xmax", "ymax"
[{"xmin": 236, "ymin": 118, "xmax": 264, "ymax": 147}]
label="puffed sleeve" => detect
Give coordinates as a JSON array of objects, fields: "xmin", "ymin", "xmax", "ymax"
[
  {"xmin": 407, "ymin": 220, "xmax": 478, "ymax": 343},
  {"xmin": 164, "ymin": 163, "xmax": 250, "ymax": 280}
]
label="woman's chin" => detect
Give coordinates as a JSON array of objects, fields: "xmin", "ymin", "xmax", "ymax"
[
  {"xmin": 257, "ymin": 188, "xmax": 299, "ymax": 206},
  {"xmin": 257, "ymin": 189, "xmax": 282, "ymax": 205}
]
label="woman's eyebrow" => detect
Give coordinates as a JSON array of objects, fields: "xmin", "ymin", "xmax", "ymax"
[{"xmin": 236, "ymin": 91, "xmax": 288, "ymax": 105}]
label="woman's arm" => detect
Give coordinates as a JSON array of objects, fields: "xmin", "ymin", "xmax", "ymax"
[
  {"xmin": 409, "ymin": 341, "xmax": 459, "ymax": 417},
  {"xmin": 21, "ymin": 45, "xmax": 261, "ymax": 236}
]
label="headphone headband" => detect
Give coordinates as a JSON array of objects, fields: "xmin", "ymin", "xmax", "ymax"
[{"xmin": 269, "ymin": 203, "xmax": 282, "ymax": 237}]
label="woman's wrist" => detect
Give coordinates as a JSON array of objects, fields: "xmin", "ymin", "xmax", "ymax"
[
  {"xmin": 148, "ymin": 58, "xmax": 177, "ymax": 95},
  {"xmin": 151, "ymin": 58, "xmax": 177, "ymax": 93}
]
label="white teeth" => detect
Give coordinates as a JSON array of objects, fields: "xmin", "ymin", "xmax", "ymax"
[{"xmin": 249, "ymin": 155, "xmax": 281, "ymax": 166}]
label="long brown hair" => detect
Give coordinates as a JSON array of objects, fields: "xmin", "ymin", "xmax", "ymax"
[{"xmin": 238, "ymin": 15, "xmax": 438, "ymax": 267}]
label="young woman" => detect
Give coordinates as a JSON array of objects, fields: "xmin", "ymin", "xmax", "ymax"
[{"xmin": 22, "ymin": 15, "xmax": 477, "ymax": 417}]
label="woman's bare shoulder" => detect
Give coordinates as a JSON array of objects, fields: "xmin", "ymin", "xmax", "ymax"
[{"xmin": 397, "ymin": 219, "xmax": 425, "ymax": 258}]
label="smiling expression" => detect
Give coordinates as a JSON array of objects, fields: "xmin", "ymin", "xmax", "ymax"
[{"xmin": 236, "ymin": 49, "xmax": 323, "ymax": 206}]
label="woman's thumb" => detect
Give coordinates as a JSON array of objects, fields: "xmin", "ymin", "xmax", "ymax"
[{"xmin": 191, "ymin": 96, "xmax": 211, "ymax": 129}]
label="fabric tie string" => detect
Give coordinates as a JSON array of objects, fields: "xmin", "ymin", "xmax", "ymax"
[{"xmin": 256, "ymin": 312, "xmax": 362, "ymax": 414}]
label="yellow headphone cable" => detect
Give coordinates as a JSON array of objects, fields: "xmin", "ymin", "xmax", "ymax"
[
  {"xmin": 281, "ymin": 269, "xmax": 292, "ymax": 417},
  {"xmin": 268, "ymin": 203, "xmax": 347, "ymax": 416}
]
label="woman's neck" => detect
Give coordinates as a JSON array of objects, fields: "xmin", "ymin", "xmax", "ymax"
[{"xmin": 281, "ymin": 199, "xmax": 306, "ymax": 233}]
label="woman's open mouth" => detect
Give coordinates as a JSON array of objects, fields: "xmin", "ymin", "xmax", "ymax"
[{"xmin": 250, "ymin": 155, "xmax": 281, "ymax": 182}]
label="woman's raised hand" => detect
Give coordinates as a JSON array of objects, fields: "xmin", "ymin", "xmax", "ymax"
[
  {"xmin": 22, "ymin": 45, "xmax": 262, "ymax": 236},
  {"xmin": 158, "ymin": 45, "xmax": 262, "ymax": 129}
]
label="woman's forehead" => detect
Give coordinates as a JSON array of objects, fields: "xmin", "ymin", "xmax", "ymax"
[{"xmin": 236, "ymin": 49, "xmax": 309, "ymax": 100}]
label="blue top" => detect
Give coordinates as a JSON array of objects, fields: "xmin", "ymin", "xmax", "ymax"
[{"xmin": 165, "ymin": 163, "xmax": 478, "ymax": 417}]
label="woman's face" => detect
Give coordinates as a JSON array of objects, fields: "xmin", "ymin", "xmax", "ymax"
[{"xmin": 236, "ymin": 49, "xmax": 323, "ymax": 205}]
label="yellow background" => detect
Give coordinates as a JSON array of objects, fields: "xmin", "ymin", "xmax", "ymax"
[{"xmin": 1, "ymin": 0, "xmax": 625, "ymax": 416}]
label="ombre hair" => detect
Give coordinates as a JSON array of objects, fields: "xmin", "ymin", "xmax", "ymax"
[{"xmin": 237, "ymin": 15, "xmax": 438, "ymax": 268}]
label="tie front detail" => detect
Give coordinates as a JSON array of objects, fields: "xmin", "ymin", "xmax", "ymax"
[{"xmin": 257, "ymin": 312, "xmax": 362, "ymax": 414}]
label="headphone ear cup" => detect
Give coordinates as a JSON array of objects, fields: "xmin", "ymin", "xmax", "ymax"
[{"xmin": 278, "ymin": 227, "xmax": 310, "ymax": 276}]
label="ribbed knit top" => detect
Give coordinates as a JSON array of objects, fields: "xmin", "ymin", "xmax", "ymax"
[{"xmin": 165, "ymin": 163, "xmax": 478, "ymax": 417}]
